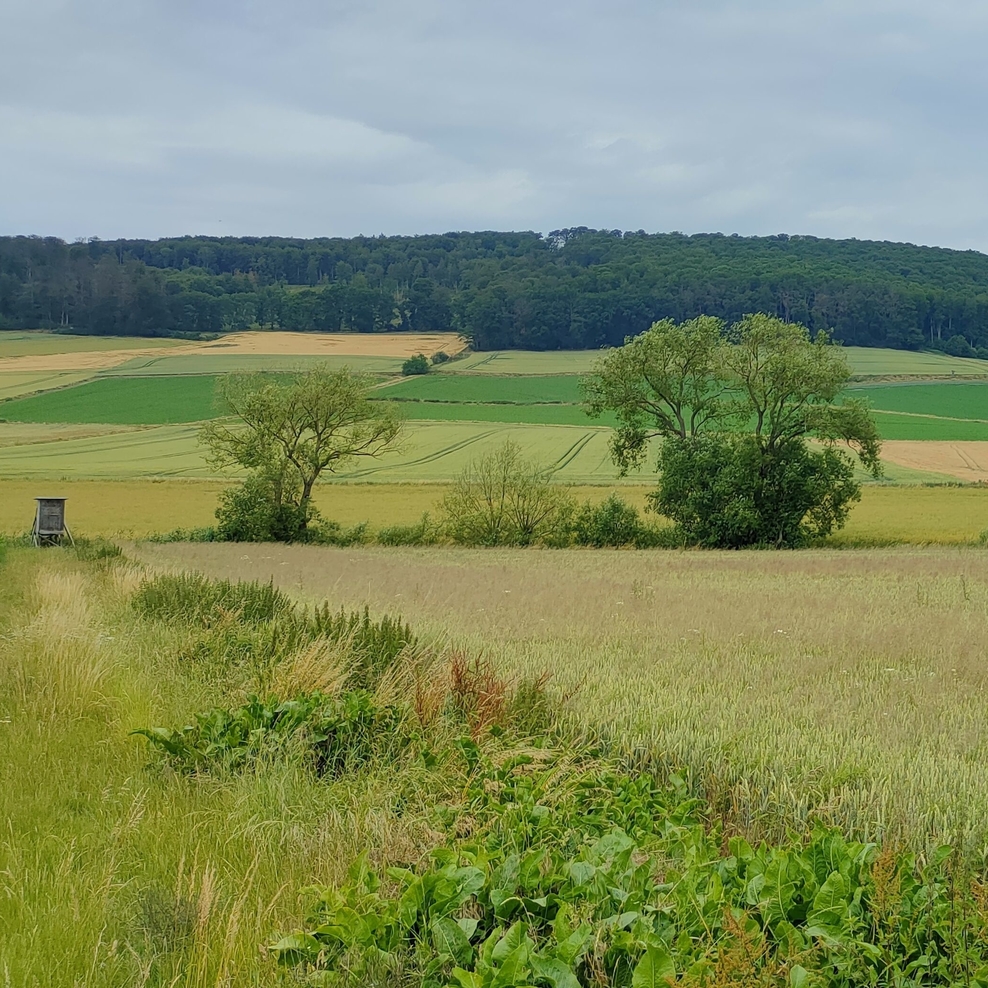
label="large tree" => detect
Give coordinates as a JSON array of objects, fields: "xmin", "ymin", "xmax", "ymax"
[
  {"xmin": 201, "ymin": 366, "xmax": 402, "ymax": 542},
  {"xmin": 584, "ymin": 314, "xmax": 882, "ymax": 547}
]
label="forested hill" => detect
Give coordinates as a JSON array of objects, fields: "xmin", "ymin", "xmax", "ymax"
[{"xmin": 3, "ymin": 229, "xmax": 988, "ymax": 353}]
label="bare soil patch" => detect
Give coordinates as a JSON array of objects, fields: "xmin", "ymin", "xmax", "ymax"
[{"xmin": 880, "ymin": 440, "xmax": 988, "ymax": 482}]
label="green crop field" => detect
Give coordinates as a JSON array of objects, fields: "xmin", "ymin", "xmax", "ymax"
[
  {"xmin": 438, "ymin": 346, "xmax": 988, "ymax": 378},
  {"xmin": 0, "ymin": 375, "xmax": 225, "ymax": 425},
  {"xmin": 7, "ymin": 364, "xmax": 988, "ymax": 441},
  {"xmin": 0, "ymin": 370, "xmax": 96, "ymax": 400},
  {"xmin": 0, "ymin": 420, "xmax": 640, "ymax": 482},
  {"xmin": 438, "ymin": 349, "xmax": 604, "ymax": 374},
  {"xmin": 0, "ymin": 331, "xmax": 182, "ymax": 358},
  {"xmin": 845, "ymin": 346, "xmax": 988, "ymax": 377},
  {"xmin": 380, "ymin": 373, "xmax": 585, "ymax": 403},
  {"xmin": 394, "ymin": 402, "xmax": 616, "ymax": 426},
  {"xmin": 853, "ymin": 381, "xmax": 988, "ymax": 419}
]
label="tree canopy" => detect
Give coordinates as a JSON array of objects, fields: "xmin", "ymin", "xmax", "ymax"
[
  {"xmin": 201, "ymin": 367, "xmax": 402, "ymax": 542},
  {"xmin": 3, "ymin": 229, "xmax": 988, "ymax": 352},
  {"xmin": 584, "ymin": 315, "xmax": 882, "ymax": 547}
]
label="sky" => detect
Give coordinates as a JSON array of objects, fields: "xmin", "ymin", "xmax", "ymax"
[{"xmin": 3, "ymin": 0, "xmax": 988, "ymax": 250}]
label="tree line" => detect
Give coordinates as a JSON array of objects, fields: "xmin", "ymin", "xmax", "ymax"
[{"xmin": 3, "ymin": 229, "xmax": 988, "ymax": 353}]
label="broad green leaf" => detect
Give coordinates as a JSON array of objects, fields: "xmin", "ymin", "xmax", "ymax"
[
  {"xmin": 632, "ymin": 944, "xmax": 675, "ymax": 988},
  {"xmin": 807, "ymin": 871, "xmax": 849, "ymax": 931},
  {"xmin": 492, "ymin": 921, "xmax": 530, "ymax": 964},
  {"xmin": 452, "ymin": 968, "xmax": 483, "ymax": 988},
  {"xmin": 531, "ymin": 955, "xmax": 582, "ymax": 988},
  {"xmin": 491, "ymin": 943, "xmax": 534, "ymax": 988},
  {"xmin": 554, "ymin": 924, "xmax": 592, "ymax": 966},
  {"xmin": 432, "ymin": 916, "xmax": 473, "ymax": 966},
  {"xmin": 789, "ymin": 964, "xmax": 809, "ymax": 988},
  {"xmin": 269, "ymin": 932, "xmax": 322, "ymax": 964}
]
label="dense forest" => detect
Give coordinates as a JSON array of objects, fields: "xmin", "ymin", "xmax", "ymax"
[{"xmin": 3, "ymin": 229, "xmax": 988, "ymax": 354}]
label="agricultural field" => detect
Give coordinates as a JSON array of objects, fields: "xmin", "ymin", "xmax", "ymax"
[
  {"xmin": 130, "ymin": 540, "xmax": 988, "ymax": 852},
  {"xmin": 0, "ymin": 375, "xmax": 226, "ymax": 425},
  {"xmin": 9, "ymin": 546, "xmax": 988, "ymax": 985},
  {"xmin": 0, "ymin": 331, "xmax": 184, "ymax": 358},
  {"xmin": 380, "ymin": 374, "xmax": 585, "ymax": 404},
  {"xmin": 1, "ymin": 477, "xmax": 986, "ymax": 543},
  {"xmin": 845, "ymin": 346, "xmax": 988, "ymax": 377}
]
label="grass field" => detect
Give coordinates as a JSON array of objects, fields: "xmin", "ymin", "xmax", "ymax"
[{"xmin": 7, "ymin": 541, "xmax": 988, "ymax": 986}]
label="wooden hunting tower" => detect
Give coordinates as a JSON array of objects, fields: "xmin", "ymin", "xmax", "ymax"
[{"xmin": 32, "ymin": 497, "xmax": 73, "ymax": 546}]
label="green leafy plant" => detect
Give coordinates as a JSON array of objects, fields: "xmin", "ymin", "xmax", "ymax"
[
  {"xmin": 403, "ymin": 354, "xmax": 431, "ymax": 375},
  {"xmin": 133, "ymin": 690, "xmax": 405, "ymax": 777}
]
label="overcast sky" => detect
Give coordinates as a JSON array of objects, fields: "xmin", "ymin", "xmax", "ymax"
[{"xmin": 3, "ymin": 0, "xmax": 988, "ymax": 249}]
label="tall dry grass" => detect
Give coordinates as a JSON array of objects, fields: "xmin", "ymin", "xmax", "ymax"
[{"xmin": 133, "ymin": 541, "xmax": 988, "ymax": 855}]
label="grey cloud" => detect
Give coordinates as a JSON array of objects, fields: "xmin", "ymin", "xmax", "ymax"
[{"xmin": 2, "ymin": 0, "xmax": 988, "ymax": 248}]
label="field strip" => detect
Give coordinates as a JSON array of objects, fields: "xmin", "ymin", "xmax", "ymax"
[
  {"xmin": 879, "ymin": 440, "xmax": 988, "ymax": 482},
  {"xmin": 870, "ymin": 407, "xmax": 988, "ymax": 424}
]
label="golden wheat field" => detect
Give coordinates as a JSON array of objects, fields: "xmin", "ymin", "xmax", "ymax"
[{"xmin": 130, "ymin": 540, "xmax": 988, "ymax": 853}]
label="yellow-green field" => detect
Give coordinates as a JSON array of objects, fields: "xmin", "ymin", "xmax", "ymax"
[
  {"xmin": 0, "ymin": 332, "xmax": 183, "ymax": 358},
  {"xmin": 2, "ymin": 478, "xmax": 986, "ymax": 544}
]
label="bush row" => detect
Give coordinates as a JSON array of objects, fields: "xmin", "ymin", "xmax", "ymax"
[{"xmin": 148, "ymin": 494, "xmax": 678, "ymax": 549}]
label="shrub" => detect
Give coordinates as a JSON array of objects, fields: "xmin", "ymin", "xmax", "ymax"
[
  {"xmin": 132, "ymin": 573, "xmax": 295, "ymax": 626},
  {"xmin": 133, "ymin": 690, "xmax": 405, "ymax": 776},
  {"xmin": 376, "ymin": 514, "xmax": 436, "ymax": 546},
  {"xmin": 401, "ymin": 353, "xmax": 430, "ymax": 375},
  {"xmin": 440, "ymin": 440, "xmax": 573, "ymax": 546},
  {"xmin": 73, "ymin": 536, "xmax": 122, "ymax": 562},
  {"xmin": 945, "ymin": 333, "xmax": 976, "ymax": 358},
  {"xmin": 215, "ymin": 475, "xmax": 315, "ymax": 543},
  {"xmin": 653, "ymin": 434, "xmax": 860, "ymax": 548},
  {"xmin": 146, "ymin": 527, "xmax": 221, "ymax": 543},
  {"xmin": 573, "ymin": 494, "xmax": 642, "ymax": 547},
  {"xmin": 310, "ymin": 520, "xmax": 368, "ymax": 547},
  {"xmin": 309, "ymin": 604, "xmax": 417, "ymax": 689},
  {"xmin": 430, "ymin": 350, "xmax": 450, "ymax": 365}
]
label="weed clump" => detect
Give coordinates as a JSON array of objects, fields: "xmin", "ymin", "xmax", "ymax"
[{"xmin": 132, "ymin": 572, "xmax": 294, "ymax": 626}]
